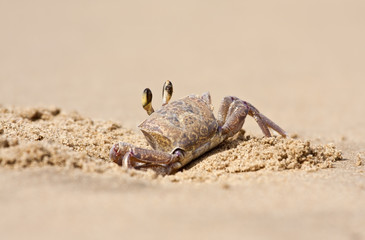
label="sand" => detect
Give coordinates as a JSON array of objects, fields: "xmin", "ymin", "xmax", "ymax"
[
  {"xmin": 0, "ymin": 106, "xmax": 361, "ymax": 240},
  {"xmin": 0, "ymin": 105, "xmax": 343, "ymax": 177},
  {"xmin": 1, "ymin": 1, "xmax": 365, "ymax": 239}
]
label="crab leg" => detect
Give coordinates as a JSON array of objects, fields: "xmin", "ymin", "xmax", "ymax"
[
  {"xmin": 218, "ymin": 96, "xmax": 287, "ymax": 138},
  {"xmin": 251, "ymin": 108, "xmax": 287, "ymax": 137},
  {"xmin": 218, "ymin": 98, "xmax": 248, "ymax": 138},
  {"xmin": 109, "ymin": 142, "xmax": 183, "ymax": 174}
]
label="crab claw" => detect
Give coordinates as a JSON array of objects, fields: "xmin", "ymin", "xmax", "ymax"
[
  {"xmin": 110, "ymin": 142, "xmax": 137, "ymax": 166},
  {"xmin": 109, "ymin": 143, "xmax": 121, "ymax": 164}
]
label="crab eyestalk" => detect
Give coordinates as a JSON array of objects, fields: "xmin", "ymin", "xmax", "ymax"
[
  {"xmin": 162, "ymin": 80, "xmax": 173, "ymax": 105},
  {"xmin": 142, "ymin": 88, "xmax": 154, "ymax": 115}
]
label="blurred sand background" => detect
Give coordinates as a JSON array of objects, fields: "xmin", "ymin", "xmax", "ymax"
[{"xmin": 0, "ymin": 0, "xmax": 364, "ymax": 239}]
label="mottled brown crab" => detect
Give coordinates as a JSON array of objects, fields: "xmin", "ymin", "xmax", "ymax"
[{"xmin": 110, "ymin": 81, "xmax": 287, "ymax": 174}]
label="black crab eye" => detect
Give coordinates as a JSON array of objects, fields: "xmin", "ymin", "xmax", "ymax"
[
  {"xmin": 162, "ymin": 80, "xmax": 173, "ymax": 104},
  {"xmin": 163, "ymin": 80, "xmax": 173, "ymax": 97},
  {"xmin": 142, "ymin": 88, "xmax": 153, "ymax": 108}
]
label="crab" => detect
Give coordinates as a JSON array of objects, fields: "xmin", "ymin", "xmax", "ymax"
[{"xmin": 110, "ymin": 81, "xmax": 287, "ymax": 174}]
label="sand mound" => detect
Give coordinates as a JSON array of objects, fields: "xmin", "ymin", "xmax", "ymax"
[
  {"xmin": 0, "ymin": 106, "xmax": 342, "ymax": 181},
  {"xmin": 184, "ymin": 133, "xmax": 341, "ymax": 173}
]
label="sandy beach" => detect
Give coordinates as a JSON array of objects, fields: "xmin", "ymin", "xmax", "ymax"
[{"xmin": 1, "ymin": 1, "xmax": 364, "ymax": 239}]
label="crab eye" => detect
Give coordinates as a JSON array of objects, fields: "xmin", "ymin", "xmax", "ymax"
[
  {"xmin": 142, "ymin": 88, "xmax": 154, "ymax": 115},
  {"xmin": 162, "ymin": 80, "xmax": 173, "ymax": 105},
  {"xmin": 142, "ymin": 88, "xmax": 153, "ymax": 108}
]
